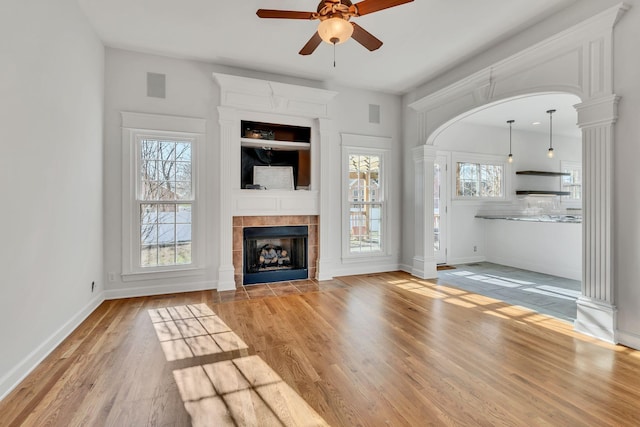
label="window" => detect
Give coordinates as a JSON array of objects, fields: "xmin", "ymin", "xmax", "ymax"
[
  {"xmin": 455, "ymin": 161, "xmax": 504, "ymax": 198},
  {"xmin": 121, "ymin": 112, "xmax": 205, "ymax": 280},
  {"xmin": 561, "ymin": 160, "xmax": 581, "ymax": 204},
  {"xmin": 347, "ymin": 154, "xmax": 383, "ymax": 254},
  {"xmin": 139, "ymin": 138, "xmax": 193, "ymax": 267}
]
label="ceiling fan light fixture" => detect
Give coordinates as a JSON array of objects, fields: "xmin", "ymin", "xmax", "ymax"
[{"xmin": 318, "ymin": 17, "xmax": 353, "ymax": 45}]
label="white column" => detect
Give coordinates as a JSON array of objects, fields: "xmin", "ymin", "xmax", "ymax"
[
  {"xmin": 412, "ymin": 145, "xmax": 438, "ymax": 279},
  {"xmin": 316, "ymin": 118, "xmax": 334, "ymax": 280},
  {"xmin": 574, "ymin": 95, "xmax": 619, "ymax": 342},
  {"xmin": 217, "ymin": 106, "xmax": 237, "ymax": 291}
]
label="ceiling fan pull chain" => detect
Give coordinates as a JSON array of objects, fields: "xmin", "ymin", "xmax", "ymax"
[{"xmin": 333, "ymin": 42, "xmax": 336, "ymax": 67}]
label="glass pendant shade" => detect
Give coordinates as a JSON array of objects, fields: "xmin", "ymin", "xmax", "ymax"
[{"xmin": 318, "ymin": 17, "xmax": 354, "ymax": 45}]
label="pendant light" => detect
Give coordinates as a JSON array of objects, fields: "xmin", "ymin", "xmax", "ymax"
[
  {"xmin": 547, "ymin": 109, "xmax": 556, "ymax": 159},
  {"xmin": 507, "ymin": 119, "xmax": 515, "ymax": 163}
]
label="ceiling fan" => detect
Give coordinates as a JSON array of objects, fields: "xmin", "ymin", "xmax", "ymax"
[{"xmin": 256, "ymin": 0, "xmax": 414, "ymax": 55}]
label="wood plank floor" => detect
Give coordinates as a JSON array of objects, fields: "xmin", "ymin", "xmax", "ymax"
[{"xmin": 2, "ymin": 271, "xmax": 640, "ymax": 426}]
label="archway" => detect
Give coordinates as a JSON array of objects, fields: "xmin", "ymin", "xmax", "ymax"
[
  {"xmin": 406, "ymin": 4, "xmax": 627, "ymax": 343},
  {"xmin": 430, "ymin": 92, "xmax": 583, "ymax": 321}
]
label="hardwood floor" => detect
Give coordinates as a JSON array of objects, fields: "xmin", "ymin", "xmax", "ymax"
[{"xmin": 2, "ymin": 272, "xmax": 640, "ymax": 426}]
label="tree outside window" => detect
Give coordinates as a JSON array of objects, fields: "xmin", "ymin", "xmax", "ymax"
[
  {"xmin": 456, "ymin": 162, "xmax": 503, "ymax": 198},
  {"xmin": 139, "ymin": 139, "xmax": 193, "ymax": 267}
]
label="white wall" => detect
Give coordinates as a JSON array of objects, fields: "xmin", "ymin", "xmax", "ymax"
[
  {"xmin": 434, "ymin": 121, "xmax": 581, "ymax": 265},
  {"xmin": 103, "ymin": 49, "xmax": 403, "ymax": 295},
  {"xmin": 0, "ymin": 0, "xmax": 104, "ymax": 399},
  {"xmin": 611, "ymin": 0, "xmax": 640, "ymax": 346},
  {"xmin": 103, "ymin": 48, "xmax": 219, "ymax": 296},
  {"xmin": 325, "ymin": 85, "xmax": 403, "ymax": 276}
]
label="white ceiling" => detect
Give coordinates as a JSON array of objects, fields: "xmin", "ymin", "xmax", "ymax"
[
  {"xmin": 76, "ymin": 0, "xmax": 577, "ymax": 95},
  {"xmin": 460, "ymin": 93, "xmax": 582, "ymax": 138}
]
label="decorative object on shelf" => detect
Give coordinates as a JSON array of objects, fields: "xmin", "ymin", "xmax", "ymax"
[
  {"xmin": 506, "ymin": 119, "xmax": 515, "ymax": 164},
  {"xmin": 546, "ymin": 109, "xmax": 556, "ymax": 159},
  {"xmin": 244, "ymin": 128, "xmax": 275, "ymax": 140},
  {"xmin": 255, "ymin": 0, "xmax": 414, "ymax": 58},
  {"xmin": 253, "ymin": 166, "xmax": 295, "ymax": 190}
]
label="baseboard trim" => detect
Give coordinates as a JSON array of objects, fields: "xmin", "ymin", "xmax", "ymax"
[
  {"xmin": 104, "ymin": 280, "xmax": 216, "ymax": 300},
  {"xmin": 574, "ymin": 297, "xmax": 617, "ymax": 343},
  {"xmin": 398, "ymin": 263, "xmax": 413, "ymax": 274},
  {"xmin": 0, "ymin": 292, "xmax": 105, "ymax": 402},
  {"xmin": 329, "ymin": 262, "xmax": 400, "ymax": 278},
  {"xmin": 616, "ymin": 329, "xmax": 640, "ymax": 351}
]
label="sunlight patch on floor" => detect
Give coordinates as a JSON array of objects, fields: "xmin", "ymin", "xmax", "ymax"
[{"xmin": 148, "ymin": 304, "xmax": 329, "ymax": 426}]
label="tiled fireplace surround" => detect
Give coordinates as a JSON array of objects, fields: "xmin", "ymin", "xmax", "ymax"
[{"xmin": 232, "ymin": 215, "xmax": 319, "ymax": 288}]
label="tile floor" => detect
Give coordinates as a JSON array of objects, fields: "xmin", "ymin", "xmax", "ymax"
[
  {"xmin": 213, "ymin": 278, "xmax": 350, "ymax": 304},
  {"xmin": 436, "ymin": 262, "xmax": 581, "ymax": 322}
]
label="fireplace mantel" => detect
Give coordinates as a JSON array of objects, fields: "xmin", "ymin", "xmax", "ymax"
[{"xmin": 213, "ymin": 73, "xmax": 338, "ymax": 290}]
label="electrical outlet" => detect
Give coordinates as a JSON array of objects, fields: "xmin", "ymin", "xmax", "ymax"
[
  {"xmin": 473, "ymin": 245, "xmax": 477, "ymax": 252},
  {"xmin": 108, "ymin": 272, "xmax": 116, "ymax": 282},
  {"xmin": 91, "ymin": 281, "xmax": 95, "ymax": 292}
]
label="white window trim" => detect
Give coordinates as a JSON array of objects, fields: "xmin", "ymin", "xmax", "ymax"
[
  {"xmin": 341, "ymin": 139, "xmax": 390, "ymax": 261},
  {"xmin": 560, "ymin": 160, "xmax": 582, "ymax": 208},
  {"xmin": 121, "ymin": 112, "xmax": 206, "ymax": 281},
  {"xmin": 451, "ymin": 152, "xmax": 509, "ymax": 202}
]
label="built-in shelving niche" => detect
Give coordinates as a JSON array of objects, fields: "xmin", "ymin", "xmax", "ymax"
[{"xmin": 240, "ymin": 120, "xmax": 311, "ymax": 190}]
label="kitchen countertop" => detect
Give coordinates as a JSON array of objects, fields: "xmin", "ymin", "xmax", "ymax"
[{"xmin": 475, "ymin": 214, "xmax": 582, "ymax": 223}]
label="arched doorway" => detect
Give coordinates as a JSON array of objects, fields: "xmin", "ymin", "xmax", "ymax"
[
  {"xmin": 431, "ymin": 92, "xmax": 583, "ymax": 321},
  {"xmin": 406, "ymin": 4, "xmax": 627, "ymax": 343}
]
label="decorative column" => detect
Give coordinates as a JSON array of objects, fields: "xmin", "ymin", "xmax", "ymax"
[
  {"xmin": 412, "ymin": 144, "xmax": 438, "ymax": 279},
  {"xmin": 316, "ymin": 117, "xmax": 335, "ymax": 280},
  {"xmin": 574, "ymin": 95, "xmax": 619, "ymax": 342},
  {"xmin": 216, "ymin": 106, "xmax": 238, "ymax": 291}
]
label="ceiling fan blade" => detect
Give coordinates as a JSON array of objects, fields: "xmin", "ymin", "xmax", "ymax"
[
  {"xmin": 351, "ymin": 23, "xmax": 383, "ymax": 51},
  {"xmin": 256, "ymin": 9, "xmax": 315, "ymax": 20},
  {"xmin": 299, "ymin": 32, "xmax": 323, "ymax": 55},
  {"xmin": 352, "ymin": 0, "xmax": 414, "ymax": 16}
]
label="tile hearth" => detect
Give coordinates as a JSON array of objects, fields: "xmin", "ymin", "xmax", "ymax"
[{"xmin": 213, "ymin": 278, "xmax": 350, "ymax": 303}]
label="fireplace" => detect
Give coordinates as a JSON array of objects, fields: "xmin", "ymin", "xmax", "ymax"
[{"xmin": 243, "ymin": 226, "xmax": 308, "ymax": 285}]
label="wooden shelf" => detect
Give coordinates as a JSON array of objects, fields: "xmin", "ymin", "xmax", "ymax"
[
  {"xmin": 516, "ymin": 190, "xmax": 571, "ymax": 196},
  {"xmin": 241, "ymin": 138, "xmax": 310, "ymax": 151},
  {"xmin": 516, "ymin": 170, "xmax": 570, "ymax": 176}
]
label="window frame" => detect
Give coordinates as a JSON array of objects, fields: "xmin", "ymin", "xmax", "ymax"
[
  {"xmin": 342, "ymin": 146, "xmax": 388, "ymax": 259},
  {"xmin": 121, "ymin": 112, "xmax": 205, "ymax": 281},
  {"xmin": 452, "ymin": 153, "xmax": 508, "ymax": 202},
  {"xmin": 560, "ymin": 160, "xmax": 582, "ymax": 208}
]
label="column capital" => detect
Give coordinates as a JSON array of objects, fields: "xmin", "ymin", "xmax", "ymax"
[
  {"xmin": 412, "ymin": 144, "xmax": 437, "ymax": 163},
  {"xmin": 575, "ymin": 95, "xmax": 620, "ymax": 129}
]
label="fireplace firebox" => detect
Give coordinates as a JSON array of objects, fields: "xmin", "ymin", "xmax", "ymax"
[{"xmin": 243, "ymin": 226, "xmax": 308, "ymax": 285}]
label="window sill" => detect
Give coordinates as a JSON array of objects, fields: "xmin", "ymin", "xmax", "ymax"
[{"xmin": 121, "ymin": 266, "xmax": 204, "ymax": 282}]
